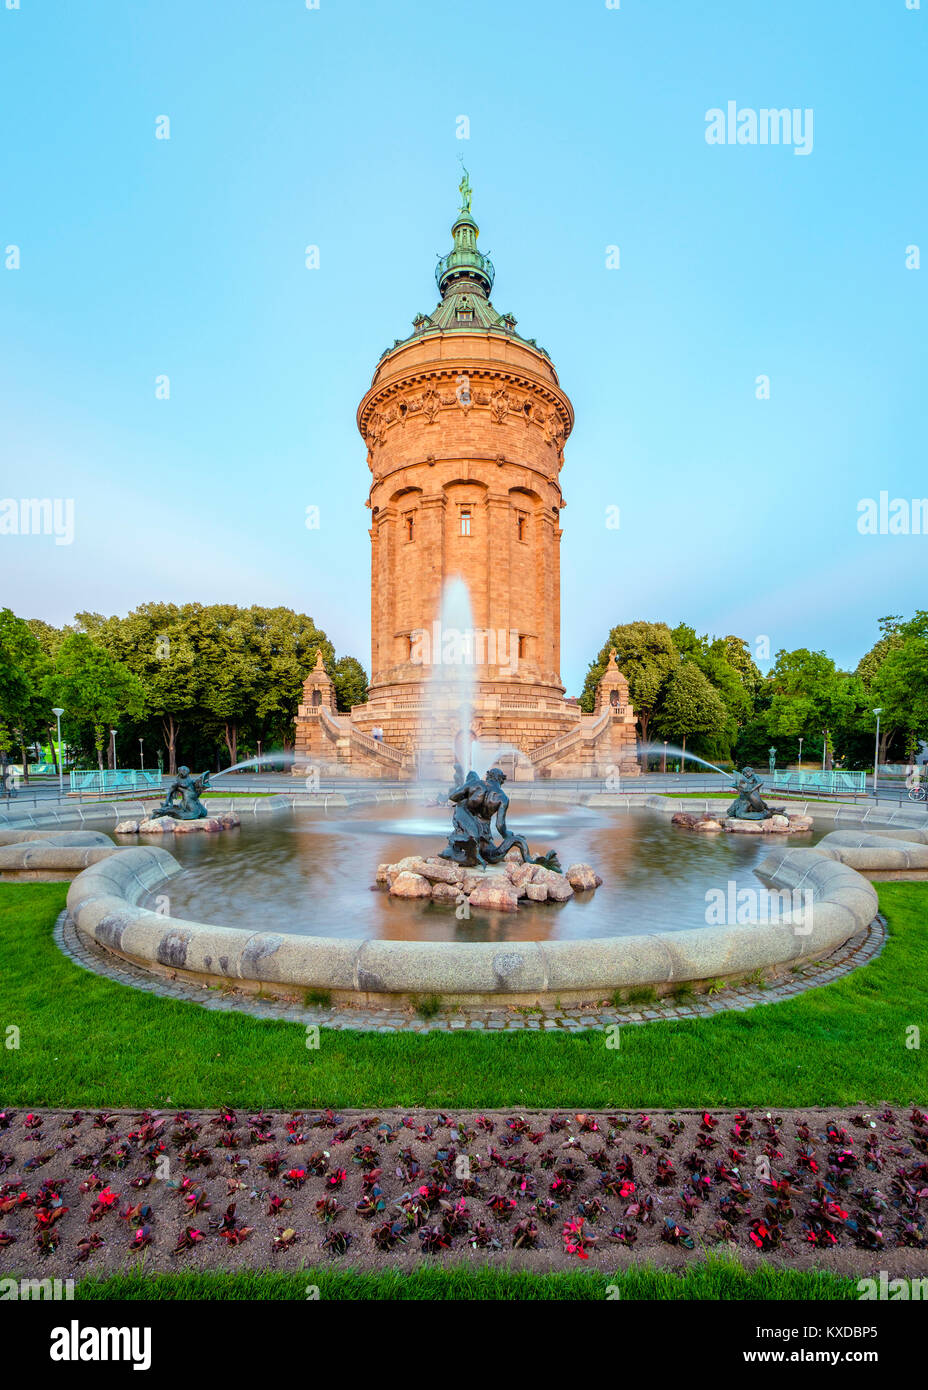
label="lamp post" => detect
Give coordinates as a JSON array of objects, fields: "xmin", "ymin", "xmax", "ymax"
[
  {"xmin": 110, "ymin": 729, "xmax": 117, "ymax": 774},
  {"xmin": 873, "ymin": 709, "xmax": 882, "ymax": 794},
  {"xmin": 662, "ymin": 740, "xmax": 667, "ymax": 775},
  {"xmin": 257, "ymin": 739, "xmax": 262, "ymax": 773},
  {"xmin": 52, "ymin": 708, "xmax": 64, "ymax": 797},
  {"xmin": 822, "ymin": 736, "xmax": 827, "ymax": 770},
  {"xmin": 139, "ymin": 738, "xmax": 144, "ymax": 786},
  {"xmin": 798, "ymin": 737, "xmax": 803, "ymax": 772}
]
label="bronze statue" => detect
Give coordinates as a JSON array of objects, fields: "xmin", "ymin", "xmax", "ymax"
[
  {"xmin": 727, "ymin": 766, "xmax": 784, "ymax": 821},
  {"xmin": 458, "ymin": 165, "xmax": 472, "ymax": 215},
  {"xmin": 152, "ymin": 765, "xmax": 211, "ymax": 820},
  {"xmin": 439, "ymin": 764, "xmax": 561, "ymax": 870},
  {"xmin": 442, "ymin": 766, "xmax": 490, "ymax": 866}
]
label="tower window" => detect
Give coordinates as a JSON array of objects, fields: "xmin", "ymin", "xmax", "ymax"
[
  {"xmin": 405, "ymin": 513, "xmax": 414, "ymax": 541},
  {"xmin": 460, "ymin": 508, "xmax": 472, "ymax": 536},
  {"xmin": 517, "ymin": 514, "xmax": 526, "ymax": 541}
]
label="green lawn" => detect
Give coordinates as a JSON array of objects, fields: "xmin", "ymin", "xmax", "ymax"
[
  {"xmin": 71, "ymin": 1258, "xmax": 857, "ymax": 1301},
  {"xmin": 1, "ymin": 882, "xmax": 925, "ymax": 1109}
]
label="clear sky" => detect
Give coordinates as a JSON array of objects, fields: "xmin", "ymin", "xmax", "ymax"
[{"xmin": 2, "ymin": 0, "xmax": 925, "ymax": 695}]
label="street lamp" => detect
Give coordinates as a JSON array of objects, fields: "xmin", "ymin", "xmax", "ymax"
[
  {"xmin": 257, "ymin": 739, "xmax": 262, "ymax": 772},
  {"xmin": 110, "ymin": 729, "xmax": 117, "ymax": 774},
  {"xmin": 873, "ymin": 709, "xmax": 882, "ymax": 793},
  {"xmin": 139, "ymin": 738, "xmax": 144, "ymax": 780},
  {"xmin": 52, "ymin": 708, "xmax": 64, "ymax": 797},
  {"xmin": 798, "ymin": 737, "xmax": 803, "ymax": 772},
  {"xmin": 822, "ymin": 736, "xmax": 827, "ymax": 771},
  {"xmin": 662, "ymin": 740, "xmax": 668, "ymax": 775}
]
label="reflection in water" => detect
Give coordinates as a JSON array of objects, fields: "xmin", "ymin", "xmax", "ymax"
[{"xmin": 139, "ymin": 801, "xmax": 822, "ymax": 943}]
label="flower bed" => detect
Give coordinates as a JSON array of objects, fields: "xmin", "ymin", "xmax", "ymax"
[{"xmin": 1, "ymin": 1107, "xmax": 925, "ymax": 1279}]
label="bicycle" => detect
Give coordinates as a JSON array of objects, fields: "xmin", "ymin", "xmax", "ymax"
[{"xmin": 908, "ymin": 783, "xmax": 927, "ymax": 803}]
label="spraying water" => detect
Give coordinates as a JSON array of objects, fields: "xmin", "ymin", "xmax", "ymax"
[
  {"xmin": 212, "ymin": 751, "xmax": 298, "ymax": 777},
  {"xmin": 417, "ymin": 575, "xmax": 476, "ymax": 779},
  {"xmin": 638, "ymin": 742, "xmax": 733, "ymax": 780}
]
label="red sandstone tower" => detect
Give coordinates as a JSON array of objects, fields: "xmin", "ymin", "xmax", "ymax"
[{"xmin": 294, "ymin": 175, "xmax": 639, "ymax": 780}]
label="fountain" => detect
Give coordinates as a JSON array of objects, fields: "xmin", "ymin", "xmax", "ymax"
[
  {"xmin": 661, "ymin": 760, "xmax": 813, "ymax": 836},
  {"xmin": 151, "ymin": 766, "xmax": 212, "ymax": 820},
  {"xmin": 414, "ymin": 576, "xmax": 477, "ymax": 780},
  {"xmin": 375, "ymin": 762, "xmax": 601, "ymax": 911},
  {"xmin": 439, "ymin": 764, "xmax": 561, "ymax": 869}
]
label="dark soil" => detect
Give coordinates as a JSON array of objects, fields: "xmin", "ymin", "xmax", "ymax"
[{"xmin": 1, "ymin": 1107, "xmax": 926, "ymax": 1280}]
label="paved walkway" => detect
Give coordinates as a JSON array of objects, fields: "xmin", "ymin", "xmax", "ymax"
[{"xmin": 55, "ymin": 910, "xmax": 885, "ymax": 1033}]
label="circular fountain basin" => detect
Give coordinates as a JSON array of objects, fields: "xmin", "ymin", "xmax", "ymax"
[
  {"xmin": 135, "ymin": 802, "xmax": 822, "ymax": 942},
  {"xmin": 60, "ymin": 798, "xmax": 880, "ymax": 1006}
]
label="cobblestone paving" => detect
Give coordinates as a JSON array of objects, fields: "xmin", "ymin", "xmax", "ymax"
[{"xmin": 55, "ymin": 911, "xmax": 885, "ymax": 1033}]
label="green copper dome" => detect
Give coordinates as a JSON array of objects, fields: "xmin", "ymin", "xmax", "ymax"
[
  {"xmin": 435, "ymin": 167, "xmax": 495, "ymax": 298},
  {"xmin": 379, "ymin": 170, "xmax": 549, "ymax": 360}
]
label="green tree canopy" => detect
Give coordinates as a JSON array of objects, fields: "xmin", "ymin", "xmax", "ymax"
[
  {"xmin": 765, "ymin": 648, "xmax": 865, "ymax": 771},
  {"xmin": 868, "ymin": 612, "xmax": 928, "ymax": 761},
  {"xmin": 45, "ymin": 633, "xmax": 145, "ymax": 769},
  {"xmin": 655, "ymin": 660, "xmax": 729, "ymax": 760},
  {"xmin": 331, "ymin": 655, "xmax": 369, "ymax": 712},
  {"xmin": 0, "ymin": 608, "xmax": 54, "ymax": 776}
]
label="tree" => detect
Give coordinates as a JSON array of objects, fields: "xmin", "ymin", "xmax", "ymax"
[
  {"xmin": 654, "ymin": 660, "xmax": 729, "ymax": 764},
  {"xmin": 0, "ymin": 609, "xmax": 54, "ymax": 781},
  {"xmin": 79, "ymin": 602, "xmax": 334, "ymax": 771},
  {"xmin": 722, "ymin": 635, "xmax": 763, "ymax": 700},
  {"xmin": 78, "ymin": 604, "xmax": 199, "ymax": 774},
  {"xmin": 331, "ymin": 656, "xmax": 368, "ymax": 712},
  {"xmin": 855, "ymin": 615, "xmax": 905, "ymax": 762},
  {"xmin": 669, "ymin": 625, "xmax": 756, "ymax": 760},
  {"xmin": 46, "ymin": 634, "xmax": 145, "ymax": 770},
  {"xmin": 868, "ymin": 612, "xmax": 928, "ymax": 761},
  {"xmin": 247, "ymin": 607, "xmax": 333, "ymax": 751},
  {"xmin": 766, "ymin": 649, "xmax": 865, "ymax": 771},
  {"xmin": 580, "ymin": 621, "xmax": 678, "ymax": 747}
]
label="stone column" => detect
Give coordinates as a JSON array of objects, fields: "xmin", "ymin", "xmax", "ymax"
[
  {"xmin": 485, "ymin": 491, "xmax": 511, "ymax": 676},
  {"xmin": 552, "ymin": 518, "xmax": 563, "ymax": 684},
  {"xmin": 374, "ymin": 505, "xmax": 396, "ymax": 681},
  {"xmin": 417, "ymin": 492, "xmax": 447, "ymax": 637}
]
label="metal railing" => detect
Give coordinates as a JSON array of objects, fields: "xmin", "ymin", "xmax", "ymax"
[
  {"xmin": 69, "ymin": 769, "xmax": 163, "ymax": 794},
  {"xmin": 771, "ymin": 769, "xmax": 867, "ymax": 793}
]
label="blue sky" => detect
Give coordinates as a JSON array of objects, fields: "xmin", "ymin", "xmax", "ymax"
[{"xmin": 2, "ymin": 0, "xmax": 925, "ymax": 695}]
